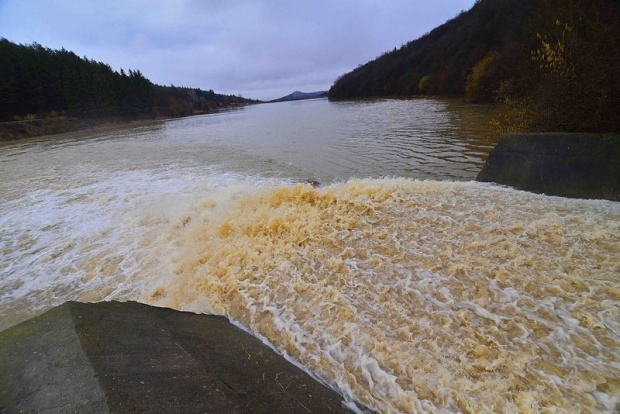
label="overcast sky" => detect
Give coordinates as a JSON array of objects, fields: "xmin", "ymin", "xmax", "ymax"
[{"xmin": 0, "ymin": 0, "xmax": 475, "ymax": 101}]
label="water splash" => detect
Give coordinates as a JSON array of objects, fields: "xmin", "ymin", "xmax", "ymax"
[{"xmin": 139, "ymin": 179, "xmax": 620, "ymax": 413}]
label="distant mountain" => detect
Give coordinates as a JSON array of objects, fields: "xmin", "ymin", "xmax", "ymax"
[{"xmin": 270, "ymin": 90, "xmax": 328, "ymax": 103}]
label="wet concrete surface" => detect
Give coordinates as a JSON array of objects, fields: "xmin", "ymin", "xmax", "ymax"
[{"xmin": 0, "ymin": 301, "xmax": 355, "ymax": 413}]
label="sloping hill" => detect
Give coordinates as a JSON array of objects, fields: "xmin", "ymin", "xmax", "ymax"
[
  {"xmin": 328, "ymin": 0, "xmax": 537, "ymax": 101},
  {"xmin": 329, "ymin": 0, "xmax": 620, "ymax": 133}
]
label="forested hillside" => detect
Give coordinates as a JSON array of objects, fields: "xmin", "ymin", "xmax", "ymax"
[
  {"xmin": 329, "ymin": 0, "xmax": 620, "ymax": 133},
  {"xmin": 0, "ymin": 39, "xmax": 257, "ymax": 122}
]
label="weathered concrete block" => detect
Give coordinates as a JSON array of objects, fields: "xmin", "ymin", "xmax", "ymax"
[
  {"xmin": 0, "ymin": 301, "xmax": 355, "ymax": 413},
  {"xmin": 476, "ymin": 133, "xmax": 620, "ymax": 201}
]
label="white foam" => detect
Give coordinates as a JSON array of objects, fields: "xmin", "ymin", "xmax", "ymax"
[
  {"xmin": 2, "ymin": 169, "xmax": 619, "ymax": 412},
  {"xmin": 0, "ymin": 164, "xmax": 286, "ymax": 329}
]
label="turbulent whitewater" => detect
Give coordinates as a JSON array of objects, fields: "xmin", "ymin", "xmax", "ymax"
[{"xmin": 1, "ymin": 99, "xmax": 618, "ymax": 412}]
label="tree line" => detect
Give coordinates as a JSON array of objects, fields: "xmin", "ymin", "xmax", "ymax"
[
  {"xmin": 0, "ymin": 38, "xmax": 258, "ymax": 122},
  {"xmin": 328, "ymin": 0, "xmax": 620, "ymax": 133}
]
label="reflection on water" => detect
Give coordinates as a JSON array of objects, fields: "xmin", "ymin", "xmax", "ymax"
[
  {"xmin": 1, "ymin": 99, "xmax": 618, "ymax": 412},
  {"xmin": 1, "ymin": 98, "xmax": 496, "ymax": 184},
  {"xmin": 327, "ymin": 99, "xmax": 496, "ymax": 179},
  {"xmin": 157, "ymin": 98, "xmax": 497, "ymax": 182}
]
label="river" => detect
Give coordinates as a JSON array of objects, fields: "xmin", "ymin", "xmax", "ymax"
[{"xmin": 1, "ymin": 98, "xmax": 618, "ymax": 412}]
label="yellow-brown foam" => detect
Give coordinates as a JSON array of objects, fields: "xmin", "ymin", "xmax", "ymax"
[{"xmin": 148, "ymin": 179, "xmax": 620, "ymax": 413}]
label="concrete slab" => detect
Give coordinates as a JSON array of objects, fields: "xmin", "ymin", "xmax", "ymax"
[
  {"xmin": 0, "ymin": 301, "xmax": 355, "ymax": 413},
  {"xmin": 477, "ymin": 133, "xmax": 620, "ymax": 201}
]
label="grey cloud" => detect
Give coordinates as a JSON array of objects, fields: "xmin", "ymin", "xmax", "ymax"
[{"xmin": 0, "ymin": 0, "xmax": 475, "ymax": 100}]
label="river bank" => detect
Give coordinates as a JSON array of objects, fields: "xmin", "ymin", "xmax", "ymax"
[
  {"xmin": 0, "ymin": 115, "xmax": 162, "ymax": 142},
  {"xmin": 0, "ymin": 105, "xmax": 256, "ymax": 142}
]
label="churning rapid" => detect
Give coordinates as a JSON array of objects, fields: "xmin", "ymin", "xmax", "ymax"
[{"xmin": 1, "ymin": 99, "xmax": 619, "ymax": 412}]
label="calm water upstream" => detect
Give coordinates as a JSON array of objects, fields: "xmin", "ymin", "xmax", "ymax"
[{"xmin": 1, "ymin": 98, "xmax": 618, "ymax": 412}]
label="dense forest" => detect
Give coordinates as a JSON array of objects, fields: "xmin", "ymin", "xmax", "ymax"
[
  {"xmin": 329, "ymin": 0, "xmax": 620, "ymax": 133},
  {"xmin": 0, "ymin": 38, "xmax": 258, "ymax": 122}
]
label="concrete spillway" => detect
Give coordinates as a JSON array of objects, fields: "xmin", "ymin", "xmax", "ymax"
[{"xmin": 0, "ymin": 301, "xmax": 354, "ymax": 413}]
